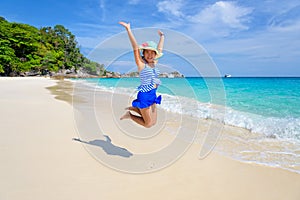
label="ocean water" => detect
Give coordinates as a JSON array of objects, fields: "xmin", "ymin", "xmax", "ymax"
[{"xmin": 74, "ymin": 77, "xmax": 300, "ymax": 173}]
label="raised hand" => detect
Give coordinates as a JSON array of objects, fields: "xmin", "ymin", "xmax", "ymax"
[
  {"xmin": 158, "ymin": 30, "xmax": 164, "ymax": 37},
  {"xmin": 119, "ymin": 21, "xmax": 131, "ymax": 30}
]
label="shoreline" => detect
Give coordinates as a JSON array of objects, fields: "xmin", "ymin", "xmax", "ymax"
[
  {"xmin": 70, "ymin": 77, "xmax": 300, "ymax": 174},
  {"xmin": 1, "ymin": 77, "xmax": 300, "ymax": 200}
]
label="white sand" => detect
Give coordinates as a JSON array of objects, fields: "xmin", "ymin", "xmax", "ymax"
[{"xmin": 1, "ymin": 77, "xmax": 300, "ymax": 200}]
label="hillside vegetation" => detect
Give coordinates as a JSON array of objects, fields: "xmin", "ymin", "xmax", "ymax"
[{"xmin": 0, "ymin": 17, "xmax": 105, "ymax": 77}]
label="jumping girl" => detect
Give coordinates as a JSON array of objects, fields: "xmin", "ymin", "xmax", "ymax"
[{"xmin": 119, "ymin": 21, "xmax": 165, "ymax": 128}]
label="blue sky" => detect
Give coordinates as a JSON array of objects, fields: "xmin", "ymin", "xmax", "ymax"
[{"xmin": 1, "ymin": 0, "xmax": 300, "ymax": 76}]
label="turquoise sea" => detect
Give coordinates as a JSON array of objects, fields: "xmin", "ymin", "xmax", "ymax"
[{"xmin": 75, "ymin": 77, "xmax": 300, "ymax": 173}]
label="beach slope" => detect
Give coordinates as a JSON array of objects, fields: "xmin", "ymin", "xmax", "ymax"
[{"xmin": 0, "ymin": 77, "xmax": 299, "ymax": 200}]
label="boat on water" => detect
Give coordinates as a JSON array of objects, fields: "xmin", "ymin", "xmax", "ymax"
[{"xmin": 224, "ymin": 74, "xmax": 232, "ymax": 78}]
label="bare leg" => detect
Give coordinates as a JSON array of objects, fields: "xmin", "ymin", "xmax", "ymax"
[
  {"xmin": 126, "ymin": 106, "xmax": 141, "ymax": 116},
  {"xmin": 120, "ymin": 106, "xmax": 141, "ymax": 120},
  {"xmin": 134, "ymin": 107, "xmax": 153, "ymax": 128},
  {"xmin": 150, "ymin": 103, "xmax": 157, "ymax": 126},
  {"xmin": 120, "ymin": 107, "xmax": 153, "ymax": 128}
]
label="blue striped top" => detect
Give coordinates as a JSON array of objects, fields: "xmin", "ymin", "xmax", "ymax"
[{"xmin": 137, "ymin": 65, "xmax": 161, "ymax": 92}]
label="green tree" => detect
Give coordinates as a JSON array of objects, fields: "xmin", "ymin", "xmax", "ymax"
[
  {"xmin": 0, "ymin": 16, "xmax": 106, "ymax": 76},
  {"xmin": 0, "ymin": 40, "xmax": 17, "ymax": 74}
]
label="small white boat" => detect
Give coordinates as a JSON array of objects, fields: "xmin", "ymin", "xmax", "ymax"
[{"xmin": 224, "ymin": 74, "xmax": 231, "ymax": 78}]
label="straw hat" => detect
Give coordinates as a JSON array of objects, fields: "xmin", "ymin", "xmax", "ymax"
[{"xmin": 139, "ymin": 41, "xmax": 163, "ymax": 59}]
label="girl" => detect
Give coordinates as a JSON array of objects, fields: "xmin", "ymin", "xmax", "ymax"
[{"xmin": 119, "ymin": 21, "xmax": 165, "ymax": 128}]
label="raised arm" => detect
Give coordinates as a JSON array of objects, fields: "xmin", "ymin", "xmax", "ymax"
[
  {"xmin": 119, "ymin": 22, "xmax": 144, "ymax": 70},
  {"xmin": 157, "ymin": 30, "xmax": 165, "ymax": 55}
]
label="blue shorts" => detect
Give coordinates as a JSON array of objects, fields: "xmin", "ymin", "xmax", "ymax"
[{"xmin": 132, "ymin": 89, "xmax": 162, "ymax": 109}]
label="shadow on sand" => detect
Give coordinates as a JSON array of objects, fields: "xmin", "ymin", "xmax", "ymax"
[{"xmin": 73, "ymin": 135, "xmax": 133, "ymax": 158}]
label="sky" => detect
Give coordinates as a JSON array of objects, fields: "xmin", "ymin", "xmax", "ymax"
[{"xmin": 1, "ymin": 0, "xmax": 300, "ymax": 77}]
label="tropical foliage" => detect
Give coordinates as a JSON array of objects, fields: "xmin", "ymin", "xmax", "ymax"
[{"xmin": 0, "ymin": 17, "xmax": 105, "ymax": 76}]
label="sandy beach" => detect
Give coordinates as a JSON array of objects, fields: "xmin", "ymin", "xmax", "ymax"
[{"xmin": 1, "ymin": 77, "xmax": 300, "ymax": 200}]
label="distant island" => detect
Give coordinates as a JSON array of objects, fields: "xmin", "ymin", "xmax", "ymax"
[{"xmin": 104, "ymin": 71, "xmax": 184, "ymax": 78}]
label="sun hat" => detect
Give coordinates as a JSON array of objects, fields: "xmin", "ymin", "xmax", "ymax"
[{"xmin": 139, "ymin": 41, "xmax": 163, "ymax": 59}]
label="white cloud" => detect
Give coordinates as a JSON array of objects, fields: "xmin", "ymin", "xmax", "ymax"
[
  {"xmin": 157, "ymin": 0, "xmax": 185, "ymax": 18},
  {"xmin": 156, "ymin": 1, "xmax": 253, "ymax": 37},
  {"xmin": 128, "ymin": 0, "xmax": 141, "ymax": 5},
  {"xmin": 99, "ymin": 0, "xmax": 106, "ymax": 21},
  {"xmin": 188, "ymin": 1, "xmax": 253, "ymax": 30},
  {"xmin": 267, "ymin": 4, "xmax": 300, "ymax": 30}
]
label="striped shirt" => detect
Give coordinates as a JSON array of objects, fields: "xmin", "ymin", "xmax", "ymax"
[{"xmin": 137, "ymin": 65, "xmax": 161, "ymax": 92}]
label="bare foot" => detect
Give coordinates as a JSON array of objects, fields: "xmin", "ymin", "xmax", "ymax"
[
  {"xmin": 120, "ymin": 111, "xmax": 131, "ymax": 120},
  {"xmin": 125, "ymin": 106, "xmax": 135, "ymax": 111}
]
